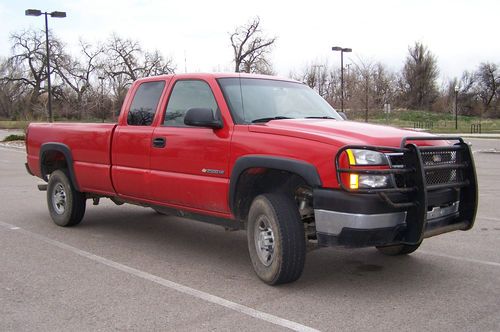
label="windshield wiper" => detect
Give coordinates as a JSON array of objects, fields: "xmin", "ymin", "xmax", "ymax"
[
  {"xmin": 251, "ymin": 116, "xmax": 293, "ymax": 123},
  {"xmin": 305, "ymin": 116, "xmax": 336, "ymax": 119}
]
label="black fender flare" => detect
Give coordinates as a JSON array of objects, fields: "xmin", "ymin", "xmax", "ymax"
[
  {"xmin": 228, "ymin": 155, "xmax": 322, "ymax": 213},
  {"xmin": 39, "ymin": 142, "xmax": 80, "ymax": 191}
]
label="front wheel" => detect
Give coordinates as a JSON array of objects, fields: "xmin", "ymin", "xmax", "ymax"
[
  {"xmin": 376, "ymin": 242, "xmax": 421, "ymax": 256},
  {"xmin": 47, "ymin": 169, "xmax": 86, "ymax": 227},
  {"xmin": 247, "ymin": 193, "xmax": 306, "ymax": 285}
]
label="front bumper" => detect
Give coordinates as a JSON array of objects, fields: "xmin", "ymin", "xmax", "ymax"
[
  {"xmin": 314, "ymin": 194, "xmax": 463, "ymax": 247},
  {"xmin": 315, "ymin": 136, "xmax": 478, "ymax": 248}
]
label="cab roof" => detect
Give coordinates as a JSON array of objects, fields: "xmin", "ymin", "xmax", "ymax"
[{"xmin": 134, "ymin": 72, "xmax": 301, "ymax": 84}]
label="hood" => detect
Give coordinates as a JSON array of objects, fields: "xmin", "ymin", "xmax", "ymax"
[{"xmin": 249, "ymin": 119, "xmax": 439, "ymax": 148}]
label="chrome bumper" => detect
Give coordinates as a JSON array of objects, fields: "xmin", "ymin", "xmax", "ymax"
[{"xmin": 315, "ymin": 201, "xmax": 460, "ymax": 236}]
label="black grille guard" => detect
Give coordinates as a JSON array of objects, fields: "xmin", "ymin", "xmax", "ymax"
[{"xmin": 335, "ymin": 136, "xmax": 478, "ymax": 245}]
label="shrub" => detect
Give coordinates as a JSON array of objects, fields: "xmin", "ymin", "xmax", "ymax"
[{"xmin": 2, "ymin": 134, "xmax": 25, "ymax": 142}]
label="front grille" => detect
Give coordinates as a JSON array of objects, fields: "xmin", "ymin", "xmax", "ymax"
[
  {"xmin": 421, "ymin": 150, "xmax": 456, "ymax": 166},
  {"xmin": 425, "ymin": 168, "xmax": 460, "ymax": 185},
  {"xmin": 388, "ymin": 148, "xmax": 464, "ymax": 188},
  {"xmin": 421, "ymin": 149, "xmax": 462, "ymax": 186}
]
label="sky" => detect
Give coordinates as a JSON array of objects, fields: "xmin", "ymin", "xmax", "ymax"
[{"xmin": 1, "ymin": 0, "xmax": 499, "ymax": 83}]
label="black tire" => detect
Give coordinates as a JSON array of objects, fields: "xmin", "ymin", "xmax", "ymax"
[
  {"xmin": 247, "ymin": 193, "xmax": 306, "ymax": 285},
  {"xmin": 47, "ymin": 169, "xmax": 86, "ymax": 227},
  {"xmin": 376, "ymin": 242, "xmax": 421, "ymax": 256}
]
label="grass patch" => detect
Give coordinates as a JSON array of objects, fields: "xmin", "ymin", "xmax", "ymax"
[
  {"xmin": 0, "ymin": 120, "xmax": 30, "ymax": 130},
  {"xmin": 351, "ymin": 109, "xmax": 500, "ymax": 134},
  {"xmin": 2, "ymin": 134, "xmax": 26, "ymax": 142}
]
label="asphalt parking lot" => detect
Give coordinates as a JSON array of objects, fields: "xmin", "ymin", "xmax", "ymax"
[{"xmin": 1, "ymin": 138, "xmax": 499, "ymax": 331}]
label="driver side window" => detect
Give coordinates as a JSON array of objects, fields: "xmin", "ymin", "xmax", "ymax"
[{"xmin": 164, "ymin": 80, "xmax": 218, "ymax": 127}]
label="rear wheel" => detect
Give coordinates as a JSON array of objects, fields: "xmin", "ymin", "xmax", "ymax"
[
  {"xmin": 376, "ymin": 242, "xmax": 421, "ymax": 256},
  {"xmin": 247, "ymin": 193, "xmax": 306, "ymax": 285},
  {"xmin": 47, "ymin": 170, "xmax": 86, "ymax": 227}
]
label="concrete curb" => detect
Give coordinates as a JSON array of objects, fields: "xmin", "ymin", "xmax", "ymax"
[{"xmin": 438, "ymin": 133, "xmax": 500, "ymax": 139}]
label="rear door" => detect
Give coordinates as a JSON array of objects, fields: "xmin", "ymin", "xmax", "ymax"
[
  {"xmin": 112, "ymin": 79, "xmax": 168, "ymax": 199},
  {"xmin": 149, "ymin": 78, "xmax": 232, "ymax": 213}
]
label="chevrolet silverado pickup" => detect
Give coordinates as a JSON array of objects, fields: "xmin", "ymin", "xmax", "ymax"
[{"xmin": 25, "ymin": 73, "xmax": 478, "ymax": 285}]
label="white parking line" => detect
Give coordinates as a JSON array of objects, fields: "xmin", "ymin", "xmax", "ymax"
[
  {"xmin": 0, "ymin": 146, "xmax": 25, "ymax": 153},
  {"xmin": 0, "ymin": 221, "xmax": 320, "ymax": 332},
  {"xmin": 418, "ymin": 250, "xmax": 500, "ymax": 268},
  {"xmin": 479, "ymin": 216, "xmax": 500, "ymax": 223}
]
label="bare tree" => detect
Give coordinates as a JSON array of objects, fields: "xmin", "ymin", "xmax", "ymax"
[
  {"xmin": 452, "ymin": 71, "xmax": 479, "ymax": 116},
  {"xmin": 103, "ymin": 34, "xmax": 175, "ymax": 115},
  {"xmin": 0, "ymin": 57, "xmax": 30, "ymax": 119},
  {"xmin": 3, "ymin": 29, "xmax": 66, "ymax": 117},
  {"xmin": 54, "ymin": 40, "xmax": 104, "ymax": 119},
  {"xmin": 105, "ymin": 34, "xmax": 175, "ymax": 84},
  {"xmin": 352, "ymin": 58, "xmax": 375, "ymax": 122},
  {"xmin": 401, "ymin": 42, "xmax": 439, "ymax": 110},
  {"xmin": 292, "ymin": 63, "xmax": 324, "ymax": 92},
  {"xmin": 230, "ymin": 17, "xmax": 276, "ymax": 73},
  {"xmin": 475, "ymin": 62, "xmax": 499, "ymax": 114},
  {"xmin": 372, "ymin": 62, "xmax": 396, "ymax": 107},
  {"xmin": 291, "ymin": 62, "xmax": 342, "ymax": 109}
]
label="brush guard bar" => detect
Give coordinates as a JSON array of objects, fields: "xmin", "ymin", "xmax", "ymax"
[{"xmin": 335, "ymin": 136, "xmax": 478, "ymax": 245}]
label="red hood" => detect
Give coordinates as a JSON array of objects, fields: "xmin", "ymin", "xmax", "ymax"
[{"xmin": 248, "ymin": 119, "xmax": 440, "ymax": 148}]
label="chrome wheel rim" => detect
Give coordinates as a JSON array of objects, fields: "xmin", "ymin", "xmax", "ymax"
[
  {"xmin": 254, "ymin": 215, "xmax": 275, "ymax": 266},
  {"xmin": 52, "ymin": 183, "xmax": 67, "ymax": 215}
]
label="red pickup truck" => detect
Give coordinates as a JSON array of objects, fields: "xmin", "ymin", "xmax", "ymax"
[{"xmin": 26, "ymin": 73, "xmax": 478, "ymax": 285}]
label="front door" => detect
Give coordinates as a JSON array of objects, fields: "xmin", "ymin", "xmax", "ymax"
[{"xmin": 149, "ymin": 79, "xmax": 232, "ymax": 214}]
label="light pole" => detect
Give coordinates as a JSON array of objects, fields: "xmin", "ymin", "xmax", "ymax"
[
  {"xmin": 454, "ymin": 85, "xmax": 459, "ymax": 130},
  {"xmin": 25, "ymin": 9, "xmax": 67, "ymax": 123},
  {"xmin": 332, "ymin": 46, "xmax": 352, "ymax": 113},
  {"xmin": 312, "ymin": 64, "xmax": 324, "ymax": 96}
]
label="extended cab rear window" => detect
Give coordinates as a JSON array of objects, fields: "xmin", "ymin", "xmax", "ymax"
[{"xmin": 127, "ymin": 81, "xmax": 165, "ymax": 126}]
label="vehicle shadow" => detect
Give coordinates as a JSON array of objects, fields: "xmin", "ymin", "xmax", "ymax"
[{"xmin": 75, "ymin": 203, "xmax": 456, "ymax": 295}]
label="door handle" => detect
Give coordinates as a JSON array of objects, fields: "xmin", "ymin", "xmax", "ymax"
[{"xmin": 152, "ymin": 137, "xmax": 166, "ymax": 148}]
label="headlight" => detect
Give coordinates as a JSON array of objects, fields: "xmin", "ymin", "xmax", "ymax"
[
  {"xmin": 346, "ymin": 149, "xmax": 388, "ymax": 165},
  {"xmin": 359, "ymin": 175, "xmax": 389, "ymax": 188},
  {"xmin": 344, "ymin": 148, "xmax": 390, "ymax": 190}
]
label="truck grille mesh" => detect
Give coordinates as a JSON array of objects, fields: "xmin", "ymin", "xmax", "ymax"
[{"xmin": 389, "ymin": 149, "xmax": 463, "ymax": 187}]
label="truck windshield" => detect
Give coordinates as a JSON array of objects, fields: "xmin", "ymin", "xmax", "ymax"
[{"xmin": 217, "ymin": 78, "xmax": 342, "ymax": 124}]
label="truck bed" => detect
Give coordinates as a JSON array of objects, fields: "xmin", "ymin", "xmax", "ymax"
[{"xmin": 27, "ymin": 123, "xmax": 117, "ymax": 195}]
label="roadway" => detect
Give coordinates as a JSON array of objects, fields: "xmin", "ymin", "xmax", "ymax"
[{"xmin": 0, "ymin": 138, "xmax": 499, "ymax": 331}]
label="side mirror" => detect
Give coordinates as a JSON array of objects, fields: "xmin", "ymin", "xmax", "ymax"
[
  {"xmin": 338, "ymin": 111, "xmax": 348, "ymax": 120},
  {"xmin": 184, "ymin": 108, "xmax": 223, "ymax": 129}
]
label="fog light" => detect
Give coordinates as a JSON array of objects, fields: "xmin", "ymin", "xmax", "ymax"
[
  {"xmin": 349, "ymin": 174, "xmax": 359, "ymax": 189},
  {"xmin": 359, "ymin": 175, "xmax": 389, "ymax": 188}
]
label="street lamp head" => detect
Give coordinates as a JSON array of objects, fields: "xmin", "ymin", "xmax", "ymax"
[
  {"xmin": 332, "ymin": 46, "xmax": 352, "ymax": 53},
  {"xmin": 50, "ymin": 11, "xmax": 67, "ymax": 18},
  {"xmin": 25, "ymin": 9, "xmax": 42, "ymax": 16}
]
